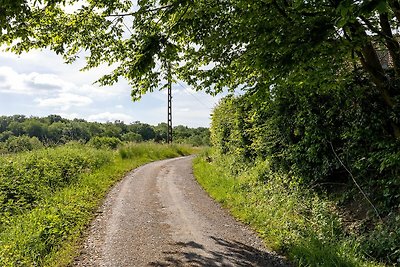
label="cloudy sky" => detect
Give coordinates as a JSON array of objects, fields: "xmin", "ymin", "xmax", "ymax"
[{"xmin": 0, "ymin": 49, "xmax": 223, "ymax": 127}]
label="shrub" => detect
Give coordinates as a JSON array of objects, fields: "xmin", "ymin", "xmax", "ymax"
[
  {"xmin": 193, "ymin": 155, "xmax": 379, "ymax": 267},
  {"xmin": 4, "ymin": 135, "xmax": 43, "ymax": 153},
  {"xmin": 209, "ymin": 70, "xmax": 399, "ymax": 265},
  {"xmin": 88, "ymin": 136, "xmax": 122, "ymax": 149},
  {"xmin": 0, "ymin": 146, "xmax": 113, "ymax": 225},
  {"xmin": 0, "ymin": 143, "xmax": 195, "ymax": 266},
  {"xmin": 360, "ymin": 214, "xmax": 400, "ymax": 264},
  {"xmin": 121, "ymin": 132, "xmax": 143, "ymax": 142}
]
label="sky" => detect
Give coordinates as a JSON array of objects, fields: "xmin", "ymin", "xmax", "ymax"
[{"xmin": 0, "ymin": 49, "xmax": 223, "ymax": 128}]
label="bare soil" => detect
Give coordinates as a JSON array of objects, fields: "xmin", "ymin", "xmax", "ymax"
[{"xmin": 73, "ymin": 156, "xmax": 291, "ymax": 266}]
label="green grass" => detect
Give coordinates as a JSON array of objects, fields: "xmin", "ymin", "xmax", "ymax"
[
  {"xmin": 0, "ymin": 142, "xmax": 196, "ymax": 267},
  {"xmin": 193, "ymin": 154, "xmax": 384, "ymax": 267}
]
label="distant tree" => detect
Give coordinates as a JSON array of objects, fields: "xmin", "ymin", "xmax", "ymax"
[
  {"xmin": 7, "ymin": 121, "xmax": 24, "ymax": 136},
  {"xmin": 62, "ymin": 122, "xmax": 90, "ymax": 142},
  {"xmin": 129, "ymin": 122, "xmax": 155, "ymax": 141},
  {"xmin": 0, "ymin": 116, "xmax": 11, "ymax": 132},
  {"xmin": 23, "ymin": 119, "xmax": 47, "ymax": 140},
  {"xmin": 87, "ymin": 123, "xmax": 104, "ymax": 138},
  {"xmin": 102, "ymin": 122, "xmax": 123, "ymax": 138},
  {"xmin": 5, "ymin": 135, "xmax": 43, "ymax": 153},
  {"xmin": 46, "ymin": 114, "xmax": 65, "ymax": 124},
  {"xmin": 153, "ymin": 123, "xmax": 168, "ymax": 142},
  {"xmin": 0, "ymin": 115, "xmax": 209, "ymax": 146},
  {"xmin": 47, "ymin": 122, "xmax": 66, "ymax": 144},
  {"xmin": 88, "ymin": 136, "xmax": 121, "ymax": 149},
  {"xmin": 121, "ymin": 132, "xmax": 143, "ymax": 142}
]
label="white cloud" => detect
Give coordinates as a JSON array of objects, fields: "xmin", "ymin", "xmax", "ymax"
[
  {"xmin": 27, "ymin": 72, "xmax": 64, "ymax": 87},
  {"xmin": 0, "ymin": 66, "xmax": 73, "ymax": 96},
  {"xmin": 35, "ymin": 93, "xmax": 93, "ymax": 110},
  {"xmin": 0, "ymin": 49, "xmax": 220, "ymax": 127},
  {"xmin": 87, "ymin": 112, "xmax": 133, "ymax": 123},
  {"xmin": 77, "ymin": 84, "xmax": 127, "ymax": 98},
  {"xmin": 0, "ymin": 66, "xmax": 60, "ymax": 95}
]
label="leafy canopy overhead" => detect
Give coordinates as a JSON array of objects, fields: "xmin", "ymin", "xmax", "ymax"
[{"xmin": 2, "ymin": 0, "xmax": 400, "ymax": 137}]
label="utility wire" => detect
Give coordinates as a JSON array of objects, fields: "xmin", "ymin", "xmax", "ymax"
[
  {"xmin": 329, "ymin": 142, "xmax": 382, "ymax": 221},
  {"xmin": 176, "ymin": 80, "xmax": 213, "ymax": 110}
]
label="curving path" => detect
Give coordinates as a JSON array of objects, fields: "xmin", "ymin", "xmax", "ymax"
[{"xmin": 73, "ymin": 156, "xmax": 291, "ymax": 267}]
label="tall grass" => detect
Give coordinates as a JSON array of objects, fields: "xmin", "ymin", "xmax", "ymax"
[
  {"xmin": 0, "ymin": 142, "xmax": 195, "ymax": 266},
  {"xmin": 193, "ymin": 153, "xmax": 383, "ymax": 267}
]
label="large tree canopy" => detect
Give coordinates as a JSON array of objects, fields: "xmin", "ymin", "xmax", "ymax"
[{"xmin": 2, "ymin": 0, "xmax": 400, "ymax": 137}]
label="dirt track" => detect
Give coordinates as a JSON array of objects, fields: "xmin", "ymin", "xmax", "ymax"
[{"xmin": 73, "ymin": 156, "xmax": 290, "ymax": 266}]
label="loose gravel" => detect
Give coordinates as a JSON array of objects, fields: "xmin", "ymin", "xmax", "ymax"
[{"xmin": 73, "ymin": 156, "xmax": 291, "ymax": 266}]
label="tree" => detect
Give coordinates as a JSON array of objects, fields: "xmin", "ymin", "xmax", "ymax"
[
  {"xmin": 0, "ymin": 0, "xmax": 68, "ymax": 46},
  {"xmin": 2, "ymin": 1, "xmax": 400, "ymax": 138},
  {"xmin": 153, "ymin": 123, "xmax": 168, "ymax": 142},
  {"xmin": 128, "ymin": 122, "xmax": 156, "ymax": 141},
  {"xmin": 121, "ymin": 132, "xmax": 143, "ymax": 142},
  {"xmin": 22, "ymin": 119, "xmax": 47, "ymax": 140}
]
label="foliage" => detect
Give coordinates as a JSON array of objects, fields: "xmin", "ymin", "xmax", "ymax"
[
  {"xmin": 360, "ymin": 213, "xmax": 400, "ymax": 264},
  {"xmin": 3, "ymin": 0, "xmax": 400, "ymax": 139},
  {"xmin": 209, "ymin": 69, "xmax": 400, "ymax": 265},
  {"xmin": 121, "ymin": 132, "xmax": 143, "ymax": 142},
  {"xmin": 0, "ymin": 146, "xmax": 113, "ymax": 226},
  {"xmin": 0, "ymin": 115, "xmax": 210, "ymax": 147},
  {"xmin": 0, "ymin": 143, "xmax": 194, "ymax": 266},
  {"xmin": 0, "ymin": 135, "xmax": 43, "ymax": 153},
  {"xmin": 88, "ymin": 136, "xmax": 122, "ymax": 149},
  {"xmin": 173, "ymin": 125, "xmax": 210, "ymax": 146},
  {"xmin": 118, "ymin": 142, "xmax": 194, "ymax": 160},
  {"xmin": 193, "ymin": 154, "xmax": 382, "ymax": 267},
  {"xmin": 211, "ymin": 72, "xmax": 400, "ymax": 214}
]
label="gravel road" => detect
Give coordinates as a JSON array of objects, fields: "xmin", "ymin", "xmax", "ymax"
[{"xmin": 73, "ymin": 156, "xmax": 291, "ymax": 266}]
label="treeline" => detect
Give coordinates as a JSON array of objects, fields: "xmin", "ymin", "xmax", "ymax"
[
  {"xmin": 211, "ymin": 69, "xmax": 400, "ymax": 265},
  {"xmin": 0, "ymin": 115, "xmax": 209, "ymax": 152}
]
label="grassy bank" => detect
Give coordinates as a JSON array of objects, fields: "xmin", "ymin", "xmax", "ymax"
[
  {"xmin": 0, "ymin": 142, "xmax": 195, "ymax": 266},
  {"xmin": 193, "ymin": 153, "xmax": 384, "ymax": 267}
]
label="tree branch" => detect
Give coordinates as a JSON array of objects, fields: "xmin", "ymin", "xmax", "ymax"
[
  {"xmin": 107, "ymin": 4, "xmax": 174, "ymax": 17},
  {"xmin": 272, "ymin": 0, "xmax": 292, "ymax": 22},
  {"xmin": 359, "ymin": 15, "xmax": 388, "ymax": 39},
  {"xmin": 349, "ymin": 21, "xmax": 394, "ymax": 106},
  {"xmin": 379, "ymin": 12, "xmax": 400, "ymax": 76},
  {"xmin": 388, "ymin": 0, "xmax": 400, "ymax": 23}
]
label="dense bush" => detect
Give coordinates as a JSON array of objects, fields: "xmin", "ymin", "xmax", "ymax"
[
  {"xmin": 212, "ymin": 72, "xmax": 399, "ymax": 212},
  {"xmin": 0, "ymin": 143, "xmax": 194, "ymax": 266},
  {"xmin": 1, "ymin": 135, "xmax": 43, "ymax": 153},
  {"xmin": 121, "ymin": 132, "xmax": 143, "ymax": 142},
  {"xmin": 0, "ymin": 146, "xmax": 112, "ymax": 225},
  {"xmin": 118, "ymin": 142, "xmax": 193, "ymax": 160},
  {"xmin": 210, "ymin": 71, "xmax": 399, "ymax": 265},
  {"xmin": 193, "ymin": 156, "xmax": 373, "ymax": 266},
  {"xmin": 88, "ymin": 136, "xmax": 122, "ymax": 149}
]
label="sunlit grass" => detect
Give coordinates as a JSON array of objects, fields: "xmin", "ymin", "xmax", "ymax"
[
  {"xmin": 193, "ymin": 154, "xmax": 383, "ymax": 267},
  {"xmin": 0, "ymin": 142, "xmax": 196, "ymax": 266}
]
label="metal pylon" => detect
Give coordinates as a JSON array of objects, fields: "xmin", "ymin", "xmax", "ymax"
[{"xmin": 167, "ymin": 65, "xmax": 173, "ymax": 144}]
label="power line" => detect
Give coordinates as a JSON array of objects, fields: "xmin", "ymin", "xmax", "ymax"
[{"xmin": 175, "ymin": 80, "xmax": 213, "ymax": 110}]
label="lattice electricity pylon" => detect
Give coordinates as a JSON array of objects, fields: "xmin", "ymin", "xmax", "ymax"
[{"xmin": 167, "ymin": 67, "xmax": 173, "ymax": 144}]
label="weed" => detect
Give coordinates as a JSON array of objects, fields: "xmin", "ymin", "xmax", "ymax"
[
  {"xmin": 0, "ymin": 143, "xmax": 195, "ymax": 266},
  {"xmin": 193, "ymin": 154, "xmax": 384, "ymax": 267}
]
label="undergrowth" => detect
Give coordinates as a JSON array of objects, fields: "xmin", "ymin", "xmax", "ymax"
[
  {"xmin": 193, "ymin": 151, "xmax": 385, "ymax": 267},
  {"xmin": 0, "ymin": 142, "xmax": 195, "ymax": 266}
]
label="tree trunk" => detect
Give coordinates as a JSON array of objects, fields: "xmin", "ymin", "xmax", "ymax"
[{"xmin": 349, "ymin": 21, "xmax": 400, "ymax": 138}]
